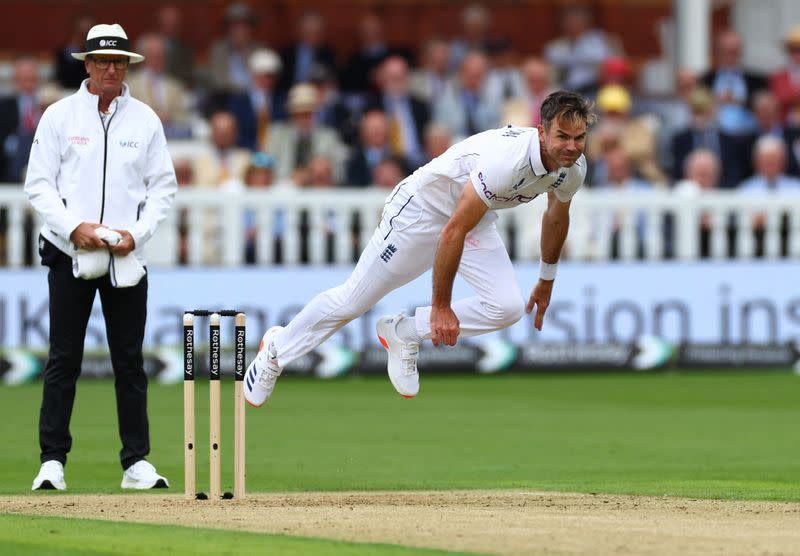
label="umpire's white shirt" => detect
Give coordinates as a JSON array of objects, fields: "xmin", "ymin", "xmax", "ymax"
[
  {"xmin": 24, "ymin": 80, "xmax": 177, "ymax": 265},
  {"xmin": 410, "ymin": 125, "xmax": 586, "ymax": 225}
]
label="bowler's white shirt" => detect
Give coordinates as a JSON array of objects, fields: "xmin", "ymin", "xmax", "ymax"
[{"xmin": 407, "ymin": 125, "xmax": 586, "ymax": 225}]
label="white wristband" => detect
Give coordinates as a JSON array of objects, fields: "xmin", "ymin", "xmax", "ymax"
[{"xmin": 539, "ymin": 260, "xmax": 558, "ymax": 281}]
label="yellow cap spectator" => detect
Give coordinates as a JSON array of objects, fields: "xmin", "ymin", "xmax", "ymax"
[{"xmin": 596, "ymin": 85, "xmax": 632, "ymax": 115}]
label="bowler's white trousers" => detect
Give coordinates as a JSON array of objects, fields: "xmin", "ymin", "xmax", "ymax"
[{"xmin": 273, "ymin": 181, "xmax": 526, "ymax": 368}]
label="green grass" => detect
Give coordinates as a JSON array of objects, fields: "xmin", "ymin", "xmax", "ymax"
[
  {"xmin": 1, "ymin": 371, "xmax": 798, "ymax": 501},
  {"xmin": 2, "ymin": 371, "xmax": 798, "ymax": 554},
  {"xmin": 0, "ymin": 514, "xmax": 457, "ymax": 555}
]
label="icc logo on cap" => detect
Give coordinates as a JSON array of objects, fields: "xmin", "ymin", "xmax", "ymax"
[{"xmin": 99, "ymin": 40, "xmax": 106, "ymax": 46}]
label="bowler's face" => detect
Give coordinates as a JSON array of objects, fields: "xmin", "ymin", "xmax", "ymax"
[{"xmin": 539, "ymin": 117, "xmax": 587, "ymax": 168}]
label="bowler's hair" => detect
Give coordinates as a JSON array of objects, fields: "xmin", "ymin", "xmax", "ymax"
[{"xmin": 540, "ymin": 91, "xmax": 596, "ymax": 129}]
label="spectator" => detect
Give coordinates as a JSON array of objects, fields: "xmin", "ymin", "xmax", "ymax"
[
  {"xmin": 268, "ymin": 83, "xmax": 345, "ymax": 184},
  {"xmin": 192, "ymin": 111, "xmax": 251, "ymax": 186},
  {"xmin": 227, "ymin": 48, "xmax": 285, "ymax": 151},
  {"xmin": 544, "ymin": 5, "xmax": 615, "ymax": 92},
  {"xmin": 208, "ymin": 3, "xmax": 263, "ymax": 104},
  {"xmin": 0, "ymin": 57, "xmax": 42, "ymax": 182},
  {"xmin": 278, "ymin": 11, "xmax": 336, "ymax": 93},
  {"xmin": 156, "ymin": 4, "xmax": 195, "ymax": 86},
  {"xmin": 174, "ymin": 159, "xmax": 195, "ymax": 264},
  {"xmin": 449, "ymin": 3, "xmax": 493, "ymax": 70},
  {"xmin": 585, "ymin": 121, "xmax": 622, "ymax": 185},
  {"xmin": 652, "ymin": 67, "xmax": 699, "ymax": 134},
  {"xmin": 738, "ymin": 136, "xmax": 800, "ymax": 257},
  {"xmin": 38, "ymin": 83, "xmax": 67, "ymax": 112},
  {"xmin": 373, "ymin": 156, "xmax": 409, "ymax": 189},
  {"xmin": 308, "ymin": 155, "xmax": 337, "ymax": 187},
  {"xmin": 365, "ymin": 56, "xmax": 430, "ymax": 168},
  {"xmin": 651, "ymin": 67, "xmax": 699, "ymax": 170},
  {"xmin": 309, "ymin": 64, "xmax": 357, "ymax": 146},
  {"xmin": 598, "ymin": 56, "xmax": 632, "ymax": 88},
  {"xmin": 745, "ymin": 90, "xmax": 800, "ymax": 176},
  {"xmin": 243, "ymin": 152, "xmax": 276, "ymax": 264},
  {"xmin": 671, "ymin": 87, "xmax": 750, "ymax": 189},
  {"xmin": 587, "ymin": 85, "xmax": 666, "ymax": 186},
  {"xmin": 345, "ymin": 109, "xmax": 401, "ymax": 187},
  {"xmin": 244, "ymin": 151, "xmax": 275, "ymax": 187},
  {"xmin": 502, "ymin": 57, "xmax": 555, "ymax": 127},
  {"xmin": 293, "ymin": 153, "xmax": 339, "ymax": 263},
  {"xmin": 126, "ymin": 34, "xmax": 192, "ymax": 138},
  {"xmin": 593, "ymin": 148, "xmax": 651, "ymax": 258},
  {"xmin": 673, "ymin": 148, "xmax": 721, "ymax": 196},
  {"xmin": 485, "ymin": 37, "xmax": 525, "ymax": 101},
  {"xmin": 173, "ymin": 159, "xmax": 194, "ymax": 186},
  {"xmin": 433, "ymin": 51, "xmax": 500, "ymax": 141},
  {"xmin": 409, "ymin": 37, "xmax": 452, "ymax": 104},
  {"xmin": 54, "ymin": 15, "xmax": 95, "ymax": 89},
  {"xmin": 700, "ymin": 30, "xmax": 766, "ymax": 135},
  {"xmin": 739, "ymin": 135, "xmax": 800, "ymax": 192},
  {"xmin": 675, "ymin": 68, "xmax": 699, "ymax": 106},
  {"xmin": 191, "ymin": 111, "xmax": 250, "ymax": 264},
  {"xmin": 672, "ymin": 149, "xmax": 724, "ymax": 258},
  {"xmin": 597, "ymin": 147, "xmax": 652, "ymax": 191},
  {"xmin": 423, "ymin": 122, "xmax": 452, "ymax": 162},
  {"xmin": 0, "ymin": 83, "xmax": 57, "ymax": 266},
  {"xmin": 295, "ymin": 154, "xmax": 336, "ymax": 188},
  {"xmin": 771, "ymin": 26, "xmax": 800, "ymax": 125},
  {"xmin": 588, "ymin": 56, "xmax": 636, "ymax": 101},
  {"xmin": 340, "ymin": 13, "xmax": 391, "ymax": 94}
]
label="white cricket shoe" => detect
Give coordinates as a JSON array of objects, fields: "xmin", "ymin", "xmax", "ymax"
[
  {"xmin": 121, "ymin": 460, "xmax": 169, "ymax": 489},
  {"xmin": 32, "ymin": 460, "xmax": 66, "ymax": 491},
  {"xmin": 244, "ymin": 326, "xmax": 284, "ymax": 407},
  {"xmin": 376, "ymin": 313, "xmax": 419, "ymax": 398}
]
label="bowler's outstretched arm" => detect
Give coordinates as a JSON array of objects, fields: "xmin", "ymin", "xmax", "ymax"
[
  {"xmin": 430, "ymin": 181, "xmax": 489, "ymax": 346},
  {"xmin": 527, "ymin": 191, "xmax": 571, "ymax": 330}
]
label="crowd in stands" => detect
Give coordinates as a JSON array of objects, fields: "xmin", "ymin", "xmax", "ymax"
[{"xmin": 3, "ymin": 2, "xmax": 800, "ymax": 263}]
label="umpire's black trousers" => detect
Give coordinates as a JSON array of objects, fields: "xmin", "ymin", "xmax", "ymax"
[{"xmin": 38, "ymin": 238, "xmax": 149, "ymax": 470}]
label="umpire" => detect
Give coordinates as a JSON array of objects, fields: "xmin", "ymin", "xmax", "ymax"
[{"xmin": 25, "ymin": 24, "xmax": 177, "ymax": 490}]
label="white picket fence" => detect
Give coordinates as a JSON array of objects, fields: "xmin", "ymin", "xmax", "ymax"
[{"xmin": 1, "ymin": 185, "xmax": 798, "ymax": 267}]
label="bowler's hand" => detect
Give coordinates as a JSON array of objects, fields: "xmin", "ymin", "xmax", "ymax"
[
  {"xmin": 430, "ymin": 305, "xmax": 460, "ymax": 347},
  {"xmin": 109, "ymin": 229, "xmax": 136, "ymax": 257},
  {"xmin": 70, "ymin": 222, "xmax": 106, "ymax": 250},
  {"xmin": 526, "ymin": 279, "xmax": 554, "ymax": 331}
]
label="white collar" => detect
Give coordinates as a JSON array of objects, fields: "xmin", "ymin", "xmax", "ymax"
[
  {"xmin": 78, "ymin": 78, "xmax": 130, "ymax": 107},
  {"xmin": 528, "ymin": 130, "xmax": 548, "ymax": 176}
]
